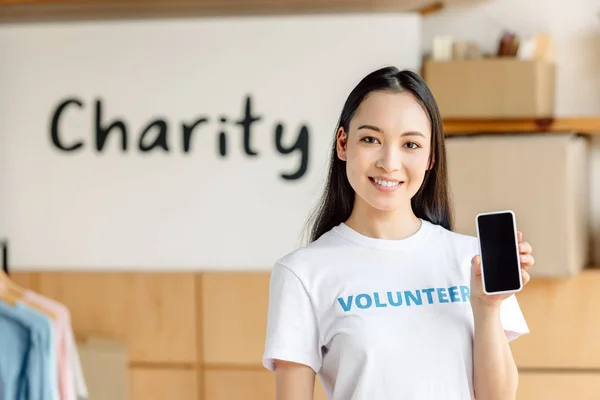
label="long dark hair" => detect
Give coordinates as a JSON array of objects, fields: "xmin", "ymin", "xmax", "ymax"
[{"xmin": 304, "ymin": 66, "xmax": 453, "ymax": 243}]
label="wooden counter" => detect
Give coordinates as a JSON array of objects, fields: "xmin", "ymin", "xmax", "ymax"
[{"xmin": 444, "ymin": 117, "xmax": 600, "ymax": 136}]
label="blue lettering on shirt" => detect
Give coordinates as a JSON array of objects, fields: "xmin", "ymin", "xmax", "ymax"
[
  {"xmin": 405, "ymin": 290, "xmax": 422, "ymax": 306},
  {"xmin": 373, "ymin": 293, "xmax": 387, "ymax": 308},
  {"xmin": 437, "ymin": 288, "xmax": 449, "ymax": 303},
  {"xmin": 422, "ymin": 288, "xmax": 435, "ymax": 304},
  {"xmin": 356, "ymin": 294, "xmax": 372, "ymax": 309},
  {"xmin": 337, "ymin": 285, "xmax": 471, "ymax": 312},
  {"xmin": 337, "ymin": 296, "xmax": 353, "ymax": 312},
  {"xmin": 448, "ymin": 286, "xmax": 461, "ymax": 302},
  {"xmin": 388, "ymin": 292, "xmax": 402, "ymax": 306}
]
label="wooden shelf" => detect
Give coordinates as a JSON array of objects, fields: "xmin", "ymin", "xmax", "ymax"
[
  {"xmin": 443, "ymin": 117, "xmax": 600, "ymax": 136},
  {"xmin": 0, "ymin": 0, "xmax": 451, "ymax": 23}
]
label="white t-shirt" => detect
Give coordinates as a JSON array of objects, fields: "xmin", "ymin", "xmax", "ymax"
[{"xmin": 262, "ymin": 218, "xmax": 529, "ymax": 400}]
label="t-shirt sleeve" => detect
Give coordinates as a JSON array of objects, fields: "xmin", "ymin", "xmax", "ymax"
[
  {"xmin": 262, "ymin": 262, "xmax": 322, "ymax": 374},
  {"xmin": 500, "ymin": 294, "xmax": 529, "ymax": 342}
]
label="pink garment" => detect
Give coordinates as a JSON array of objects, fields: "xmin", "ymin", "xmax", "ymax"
[{"xmin": 24, "ymin": 290, "xmax": 76, "ymax": 400}]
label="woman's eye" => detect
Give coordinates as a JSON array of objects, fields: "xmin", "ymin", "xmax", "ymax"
[
  {"xmin": 404, "ymin": 142, "xmax": 420, "ymax": 149},
  {"xmin": 362, "ymin": 136, "xmax": 380, "ymax": 144}
]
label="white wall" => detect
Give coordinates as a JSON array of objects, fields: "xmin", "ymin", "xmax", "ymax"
[
  {"xmin": 0, "ymin": 14, "xmax": 422, "ymax": 270},
  {"xmin": 424, "ymin": 0, "xmax": 600, "ymax": 264}
]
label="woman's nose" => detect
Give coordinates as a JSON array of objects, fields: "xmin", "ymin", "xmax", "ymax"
[{"xmin": 376, "ymin": 144, "xmax": 402, "ymax": 172}]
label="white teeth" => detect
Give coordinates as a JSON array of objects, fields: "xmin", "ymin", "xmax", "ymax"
[{"xmin": 374, "ymin": 178, "xmax": 399, "ymax": 187}]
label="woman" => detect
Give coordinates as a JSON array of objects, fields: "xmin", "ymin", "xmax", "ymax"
[{"xmin": 262, "ymin": 66, "xmax": 534, "ymax": 399}]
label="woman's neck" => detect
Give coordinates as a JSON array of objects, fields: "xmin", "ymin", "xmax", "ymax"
[{"xmin": 344, "ymin": 201, "xmax": 422, "ymax": 240}]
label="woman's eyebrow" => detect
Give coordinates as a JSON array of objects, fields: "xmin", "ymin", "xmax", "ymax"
[
  {"xmin": 357, "ymin": 124, "xmax": 426, "ymax": 138},
  {"xmin": 401, "ymin": 131, "xmax": 426, "ymax": 138},
  {"xmin": 357, "ymin": 124, "xmax": 384, "ymax": 133}
]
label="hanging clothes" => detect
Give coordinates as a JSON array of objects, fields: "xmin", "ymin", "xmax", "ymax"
[
  {"xmin": 24, "ymin": 291, "xmax": 76, "ymax": 400},
  {"xmin": 22, "ymin": 290, "xmax": 88, "ymax": 400},
  {"xmin": 0, "ymin": 301, "xmax": 34, "ymax": 400},
  {"xmin": 67, "ymin": 329, "xmax": 88, "ymax": 400},
  {"xmin": 0, "ymin": 300, "xmax": 56, "ymax": 400},
  {"xmin": 0, "ymin": 271, "xmax": 87, "ymax": 400}
]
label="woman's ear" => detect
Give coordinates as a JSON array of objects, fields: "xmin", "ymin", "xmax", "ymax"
[
  {"xmin": 336, "ymin": 127, "xmax": 348, "ymax": 161},
  {"xmin": 428, "ymin": 154, "xmax": 436, "ymax": 170}
]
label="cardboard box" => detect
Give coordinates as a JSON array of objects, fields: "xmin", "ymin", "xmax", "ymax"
[
  {"xmin": 447, "ymin": 133, "xmax": 589, "ymax": 277},
  {"xmin": 424, "ymin": 59, "xmax": 555, "ymax": 119},
  {"xmin": 77, "ymin": 338, "xmax": 129, "ymax": 400}
]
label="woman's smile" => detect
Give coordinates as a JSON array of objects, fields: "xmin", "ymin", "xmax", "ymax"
[{"xmin": 369, "ymin": 176, "xmax": 404, "ymax": 192}]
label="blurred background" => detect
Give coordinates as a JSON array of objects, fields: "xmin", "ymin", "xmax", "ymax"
[{"xmin": 1, "ymin": 0, "xmax": 599, "ymax": 399}]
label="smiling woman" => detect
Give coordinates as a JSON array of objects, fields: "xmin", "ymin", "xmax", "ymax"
[
  {"xmin": 262, "ymin": 66, "xmax": 533, "ymax": 400},
  {"xmin": 309, "ymin": 67, "xmax": 449, "ymax": 240}
]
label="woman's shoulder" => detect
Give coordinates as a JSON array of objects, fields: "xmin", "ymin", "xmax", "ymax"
[
  {"xmin": 274, "ymin": 226, "xmax": 346, "ymax": 275},
  {"xmin": 430, "ymin": 221, "xmax": 479, "ymax": 256}
]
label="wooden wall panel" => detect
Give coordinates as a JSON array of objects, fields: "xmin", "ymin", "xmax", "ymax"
[
  {"xmin": 517, "ymin": 372, "xmax": 600, "ymax": 400},
  {"xmin": 511, "ymin": 270, "xmax": 600, "ymax": 368},
  {"xmin": 204, "ymin": 369, "xmax": 274, "ymax": 400},
  {"xmin": 131, "ymin": 368, "xmax": 199, "ymax": 400},
  {"xmin": 10, "ymin": 272, "xmax": 39, "ymax": 291},
  {"xmin": 35, "ymin": 272, "xmax": 198, "ymax": 364},
  {"xmin": 9, "ymin": 269, "xmax": 600, "ymax": 400},
  {"xmin": 201, "ymin": 272, "xmax": 270, "ymax": 365},
  {"xmin": 203, "ymin": 368, "xmax": 327, "ymax": 400}
]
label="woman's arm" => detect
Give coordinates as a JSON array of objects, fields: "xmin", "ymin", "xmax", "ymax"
[
  {"xmin": 470, "ymin": 233, "xmax": 534, "ymax": 400},
  {"xmin": 471, "ymin": 300, "xmax": 518, "ymax": 400},
  {"xmin": 274, "ymin": 360, "xmax": 316, "ymax": 400}
]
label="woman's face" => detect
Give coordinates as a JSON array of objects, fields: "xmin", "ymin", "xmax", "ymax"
[{"xmin": 336, "ymin": 90, "xmax": 433, "ymax": 213}]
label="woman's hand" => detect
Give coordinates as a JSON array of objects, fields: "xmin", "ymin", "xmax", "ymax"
[{"xmin": 470, "ymin": 231, "xmax": 534, "ymax": 308}]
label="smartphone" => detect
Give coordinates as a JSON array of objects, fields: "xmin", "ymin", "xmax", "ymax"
[{"xmin": 475, "ymin": 210, "xmax": 523, "ymax": 295}]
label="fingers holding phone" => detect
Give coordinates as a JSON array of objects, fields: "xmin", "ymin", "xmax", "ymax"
[{"xmin": 517, "ymin": 231, "xmax": 534, "ymax": 285}]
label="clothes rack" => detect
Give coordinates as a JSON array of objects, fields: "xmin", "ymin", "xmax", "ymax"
[
  {"xmin": 0, "ymin": 238, "xmax": 89, "ymax": 400},
  {"xmin": 1, "ymin": 240, "xmax": 7, "ymax": 275}
]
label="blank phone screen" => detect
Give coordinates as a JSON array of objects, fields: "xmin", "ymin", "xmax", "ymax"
[{"xmin": 477, "ymin": 212, "xmax": 521, "ymax": 293}]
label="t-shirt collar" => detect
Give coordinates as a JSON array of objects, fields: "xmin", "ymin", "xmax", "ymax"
[{"xmin": 333, "ymin": 218, "xmax": 433, "ymax": 250}]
